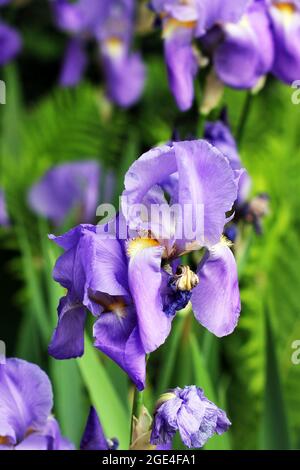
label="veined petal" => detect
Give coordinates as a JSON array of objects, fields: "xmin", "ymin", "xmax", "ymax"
[
  {"xmin": 128, "ymin": 245, "xmax": 172, "ymax": 353},
  {"xmin": 0, "ymin": 359, "xmax": 53, "ymax": 445},
  {"xmin": 122, "ymin": 144, "xmax": 177, "ymax": 221},
  {"xmin": 93, "ymin": 308, "xmax": 146, "ymax": 390},
  {"xmin": 14, "ymin": 434, "xmax": 49, "ymax": 450},
  {"xmin": 191, "ymin": 243, "xmax": 240, "ymax": 337},
  {"xmin": 48, "ymin": 295, "xmax": 87, "ymax": 359},
  {"xmin": 174, "ymin": 140, "xmax": 237, "ymax": 247}
]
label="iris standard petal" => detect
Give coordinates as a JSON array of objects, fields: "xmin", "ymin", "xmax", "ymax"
[
  {"xmin": 191, "ymin": 242, "xmax": 241, "ymax": 337},
  {"xmin": 0, "ymin": 359, "xmax": 53, "ymax": 445},
  {"xmin": 122, "ymin": 144, "xmax": 177, "ymax": 217},
  {"xmin": 196, "ymin": 0, "xmax": 250, "ymax": 36},
  {"xmin": 53, "ymin": 0, "xmax": 107, "ymax": 35},
  {"xmin": 174, "ymin": 140, "xmax": 238, "ymax": 247}
]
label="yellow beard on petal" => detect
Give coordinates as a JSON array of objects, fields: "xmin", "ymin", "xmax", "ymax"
[
  {"xmin": 103, "ymin": 37, "xmax": 124, "ymax": 59},
  {"xmin": 162, "ymin": 17, "xmax": 197, "ymax": 39},
  {"xmin": 0, "ymin": 436, "xmax": 10, "ymax": 445},
  {"xmin": 107, "ymin": 300, "xmax": 127, "ymax": 319},
  {"xmin": 127, "ymin": 238, "xmax": 160, "ymax": 258},
  {"xmin": 275, "ymin": 2, "xmax": 296, "ymax": 15}
]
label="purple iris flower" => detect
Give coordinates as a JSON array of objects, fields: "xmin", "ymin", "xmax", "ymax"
[
  {"xmin": 0, "ymin": 189, "xmax": 9, "ymax": 226},
  {"xmin": 28, "ymin": 161, "xmax": 109, "ymax": 226},
  {"xmin": 0, "ymin": 22, "xmax": 21, "ymax": 66},
  {"xmin": 48, "ymin": 223, "xmax": 148, "ymax": 390},
  {"xmin": 53, "ymin": 0, "xmax": 145, "ymax": 107},
  {"xmin": 204, "ymin": 120, "xmax": 251, "ymax": 206},
  {"xmin": 150, "ymin": 0, "xmax": 249, "ymax": 110},
  {"xmin": 98, "ymin": 0, "xmax": 146, "ymax": 108},
  {"xmin": 0, "ymin": 0, "xmax": 21, "ymax": 66},
  {"xmin": 53, "ymin": 0, "xmax": 106, "ymax": 35},
  {"xmin": 150, "ymin": 386, "xmax": 231, "ymax": 448},
  {"xmin": 268, "ymin": 0, "xmax": 300, "ymax": 83},
  {"xmin": 80, "ymin": 407, "xmax": 118, "ymax": 450},
  {"xmin": 213, "ymin": 0, "xmax": 274, "ymax": 89},
  {"xmin": 49, "ymin": 140, "xmax": 242, "ymax": 388},
  {"xmin": 0, "ymin": 358, "xmax": 74, "ymax": 450},
  {"xmin": 122, "ymin": 139, "xmax": 241, "ymax": 340}
]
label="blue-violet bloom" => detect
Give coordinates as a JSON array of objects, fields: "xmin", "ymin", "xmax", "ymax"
[
  {"xmin": 150, "ymin": 0, "xmax": 249, "ymax": 110},
  {"xmin": 150, "ymin": 386, "xmax": 231, "ymax": 448},
  {"xmin": 28, "ymin": 161, "xmax": 111, "ymax": 226}
]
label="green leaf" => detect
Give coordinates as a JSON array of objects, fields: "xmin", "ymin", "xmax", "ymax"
[
  {"xmin": 260, "ymin": 315, "xmax": 291, "ymax": 449},
  {"xmin": 50, "ymin": 358, "xmax": 88, "ymax": 447},
  {"xmin": 77, "ymin": 333, "xmax": 130, "ymax": 449}
]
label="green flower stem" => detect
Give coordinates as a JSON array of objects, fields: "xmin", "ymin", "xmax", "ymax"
[
  {"xmin": 236, "ymin": 91, "xmax": 253, "ymax": 147},
  {"xmin": 130, "ymin": 387, "xmax": 144, "ymax": 447}
]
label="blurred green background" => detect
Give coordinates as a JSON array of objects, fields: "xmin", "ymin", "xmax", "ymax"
[{"xmin": 1, "ymin": 0, "xmax": 300, "ymax": 450}]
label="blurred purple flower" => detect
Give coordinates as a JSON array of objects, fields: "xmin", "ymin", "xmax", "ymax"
[
  {"xmin": 214, "ymin": 0, "xmax": 274, "ymax": 89},
  {"xmin": 122, "ymin": 139, "xmax": 241, "ymax": 339},
  {"xmin": 150, "ymin": 0, "xmax": 249, "ymax": 110},
  {"xmin": 268, "ymin": 0, "xmax": 300, "ymax": 83},
  {"xmin": 28, "ymin": 161, "xmax": 110, "ymax": 225},
  {"xmin": 150, "ymin": 386, "xmax": 231, "ymax": 448},
  {"xmin": 80, "ymin": 407, "xmax": 118, "ymax": 450},
  {"xmin": 53, "ymin": 0, "xmax": 145, "ymax": 107},
  {"xmin": 53, "ymin": 0, "xmax": 107, "ymax": 35},
  {"xmin": 204, "ymin": 120, "xmax": 251, "ymax": 206},
  {"xmin": 0, "ymin": 189, "xmax": 9, "ymax": 226},
  {"xmin": 205, "ymin": 119, "xmax": 270, "ymax": 241},
  {"xmin": 59, "ymin": 38, "xmax": 88, "ymax": 87},
  {"xmin": 0, "ymin": 358, "xmax": 74, "ymax": 450},
  {"xmin": 0, "ymin": 22, "xmax": 21, "ymax": 66}
]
